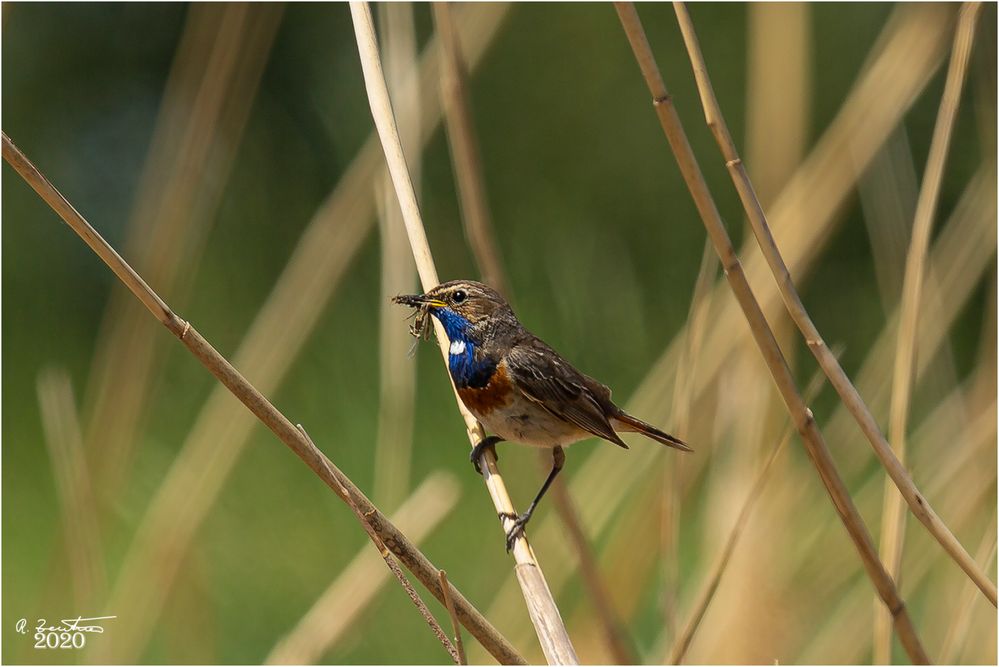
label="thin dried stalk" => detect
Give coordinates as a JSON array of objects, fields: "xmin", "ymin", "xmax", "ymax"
[
  {"xmin": 474, "ymin": 6, "xmax": 954, "ymax": 656},
  {"xmin": 97, "ymin": 6, "xmax": 510, "ymax": 661},
  {"xmin": 940, "ymin": 523, "xmax": 998, "ymax": 663},
  {"xmin": 297, "ymin": 426, "xmax": 459, "ymax": 664},
  {"xmin": 348, "ymin": 4, "xmax": 577, "ymax": 663},
  {"xmin": 36, "ymin": 367, "xmax": 106, "ymax": 609},
  {"xmin": 877, "ymin": 4, "xmax": 984, "ymax": 661},
  {"xmin": 373, "ymin": 2, "xmax": 421, "ymax": 512},
  {"xmin": 669, "ymin": 0, "xmax": 996, "ymax": 609},
  {"xmin": 431, "ymin": 1, "xmax": 509, "ymax": 297},
  {"xmin": 84, "ymin": 4, "xmax": 282, "ymax": 498},
  {"xmin": 668, "ymin": 365, "xmax": 831, "ymax": 664},
  {"xmin": 439, "ymin": 570, "xmax": 468, "ymax": 665},
  {"xmin": 1, "ymin": 132, "xmax": 526, "ymax": 667},
  {"xmin": 432, "ymin": 3, "xmax": 629, "ymax": 660},
  {"xmin": 614, "ymin": 3, "xmax": 929, "ymax": 662},
  {"xmin": 267, "ymin": 471, "xmax": 460, "ymax": 664}
]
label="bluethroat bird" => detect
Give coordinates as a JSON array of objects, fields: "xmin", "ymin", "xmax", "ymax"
[{"xmin": 394, "ymin": 280, "xmax": 691, "ymax": 551}]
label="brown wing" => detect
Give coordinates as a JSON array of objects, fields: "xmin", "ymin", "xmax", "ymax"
[{"xmin": 505, "ymin": 340, "xmax": 628, "ymax": 449}]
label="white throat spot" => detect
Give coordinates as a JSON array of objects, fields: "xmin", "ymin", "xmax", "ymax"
[{"xmin": 449, "ymin": 339, "xmax": 466, "ymax": 356}]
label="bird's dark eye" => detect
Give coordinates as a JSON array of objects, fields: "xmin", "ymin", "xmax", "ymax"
[{"xmin": 452, "ymin": 289, "xmax": 467, "ymax": 304}]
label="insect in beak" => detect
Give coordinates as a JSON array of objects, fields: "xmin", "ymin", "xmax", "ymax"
[{"xmin": 392, "ymin": 293, "xmax": 444, "ymax": 340}]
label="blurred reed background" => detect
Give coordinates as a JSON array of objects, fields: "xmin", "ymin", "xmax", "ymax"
[{"xmin": 2, "ymin": 2, "xmax": 996, "ymax": 664}]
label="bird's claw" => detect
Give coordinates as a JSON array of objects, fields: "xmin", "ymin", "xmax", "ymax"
[
  {"xmin": 470, "ymin": 436, "xmax": 503, "ymax": 475},
  {"xmin": 498, "ymin": 511, "xmax": 530, "ymax": 553}
]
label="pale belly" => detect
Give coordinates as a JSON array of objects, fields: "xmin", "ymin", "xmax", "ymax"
[{"xmin": 471, "ymin": 391, "xmax": 589, "ymax": 448}]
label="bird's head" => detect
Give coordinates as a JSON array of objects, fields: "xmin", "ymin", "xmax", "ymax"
[{"xmin": 393, "ymin": 280, "xmax": 511, "ymax": 341}]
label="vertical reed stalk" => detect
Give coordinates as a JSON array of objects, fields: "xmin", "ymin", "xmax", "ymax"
[
  {"xmin": 349, "ymin": 3, "xmax": 577, "ymax": 663},
  {"xmin": 613, "ymin": 3, "xmax": 929, "ymax": 661},
  {"xmin": 668, "ymin": 0, "xmax": 996, "ymax": 608},
  {"xmin": 876, "ymin": 4, "xmax": 984, "ymax": 661}
]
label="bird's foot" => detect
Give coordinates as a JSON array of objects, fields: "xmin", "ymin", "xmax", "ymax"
[
  {"xmin": 498, "ymin": 511, "xmax": 531, "ymax": 553},
  {"xmin": 470, "ymin": 436, "xmax": 503, "ymax": 475}
]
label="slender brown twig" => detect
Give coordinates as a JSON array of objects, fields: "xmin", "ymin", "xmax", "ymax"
[
  {"xmin": 267, "ymin": 472, "xmax": 461, "ymax": 664},
  {"xmin": 668, "ymin": 1, "xmax": 996, "ymax": 609},
  {"xmin": 348, "ymin": 4, "xmax": 577, "ymax": 663},
  {"xmin": 877, "ymin": 4, "xmax": 984, "ymax": 660},
  {"xmin": 939, "ymin": 522, "xmax": 997, "ymax": 663},
  {"xmin": 439, "ymin": 570, "xmax": 468, "ymax": 665},
  {"xmin": 613, "ymin": 3, "xmax": 929, "ymax": 662},
  {"xmin": 1, "ymin": 131, "xmax": 526, "ymax": 667},
  {"xmin": 296, "ymin": 425, "xmax": 459, "ymax": 664}
]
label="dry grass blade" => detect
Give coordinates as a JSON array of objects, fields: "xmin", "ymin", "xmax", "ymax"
[
  {"xmin": 267, "ymin": 471, "xmax": 461, "ymax": 664},
  {"xmin": 431, "ymin": 1, "xmax": 509, "ymax": 297},
  {"xmin": 1, "ymin": 132, "xmax": 526, "ymax": 667},
  {"xmin": 613, "ymin": 3, "xmax": 929, "ymax": 662},
  {"xmin": 669, "ymin": 0, "xmax": 996, "ymax": 609},
  {"xmin": 84, "ymin": 3, "xmax": 282, "ymax": 497},
  {"xmin": 36, "ymin": 367, "xmax": 106, "ymax": 609},
  {"xmin": 348, "ymin": 3, "xmax": 577, "ymax": 662},
  {"xmin": 668, "ymin": 364, "xmax": 832, "ymax": 664},
  {"xmin": 439, "ymin": 570, "xmax": 468, "ymax": 665},
  {"xmin": 295, "ymin": 426, "xmax": 459, "ymax": 665},
  {"xmin": 877, "ymin": 4, "xmax": 984, "ymax": 660}
]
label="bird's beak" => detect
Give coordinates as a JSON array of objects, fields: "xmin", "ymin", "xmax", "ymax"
[{"xmin": 392, "ymin": 293, "xmax": 447, "ymax": 310}]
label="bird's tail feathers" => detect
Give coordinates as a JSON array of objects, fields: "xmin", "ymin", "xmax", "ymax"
[{"xmin": 612, "ymin": 412, "xmax": 692, "ymax": 452}]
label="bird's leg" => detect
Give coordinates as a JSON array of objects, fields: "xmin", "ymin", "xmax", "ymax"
[
  {"xmin": 470, "ymin": 435, "xmax": 504, "ymax": 475},
  {"xmin": 499, "ymin": 446, "xmax": 565, "ymax": 552}
]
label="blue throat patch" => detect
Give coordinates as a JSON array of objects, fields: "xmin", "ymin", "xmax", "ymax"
[{"xmin": 433, "ymin": 308, "xmax": 496, "ymax": 389}]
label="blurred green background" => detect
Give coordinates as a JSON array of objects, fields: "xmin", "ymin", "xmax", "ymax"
[{"xmin": 3, "ymin": 2, "xmax": 996, "ymax": 664}]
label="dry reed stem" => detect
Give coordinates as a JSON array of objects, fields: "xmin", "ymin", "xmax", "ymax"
[
  {"xmin": 349, "ymin": 4, "xmax": 577, "ymax": 662},
  {"xmin": 84, "ymin": 4, "xmax": 281, "ymax": 497},
  {"xmin": 670, "ymin": 1, "xmax": 996, "ymax": 609},
  {"xmin": 668, "ymin": 365, "xmax": 832, "ymax": 664},
  {"xmin": 431, "ymin": 1, "xmax": 509, "ymax": 298},
  {"xmin": 36, "ymin": 367, "xmax": 106, "ymax": 609},
  {"xmin": 296, "ymin": 426, "xmax": 460, "ymax": 664},
  {"xmin": 1, "ymin": 132, "xmax": 526, "ymax": 667},
  {"xmin": 800, "ymin": 396, "xmax": 996, "ymax": 663},
  {"xmin": 476, "ymin": 5, "xmax": 952, "ymax": 657},
  {"xmin": 876, "ymin": 4, "xmax": 984, "ymax": 660},
  {"xmin": 96, "ymin": 6, "xmax": 510, "ymax": 661},
  {"xmin": 939, "ymin": 525, "xmax": 998, "ymax": 663},
  {"xmin": 439, "ymin": 570, "xmax": 468, "ymax": 665},
  {"xmin": 614, "ymin": 3, "xmax": 929, "ymax": 662},
  {"xmin": 432, "ymin": 3, "xmax": 630, "ymax": 659},
  {"xmin": 373, "ymin": 2, "xmax": 422, "ymax": 512},
  {"xmin": 267, "ymin": 471, "xmax": 461, "ymax": 664}
]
